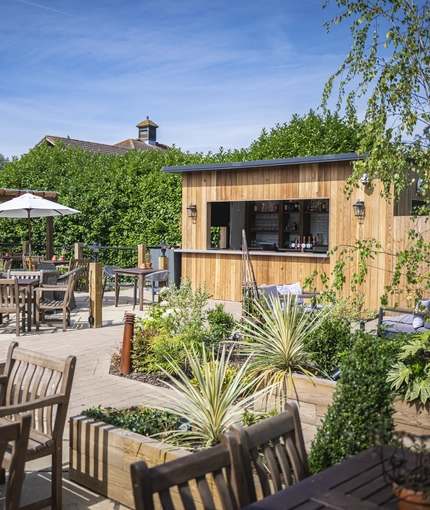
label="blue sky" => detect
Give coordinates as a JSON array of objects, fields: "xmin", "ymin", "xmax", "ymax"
[{"xmin": 0, "ymin": 0, "xmax": 354, "ymax": 159}]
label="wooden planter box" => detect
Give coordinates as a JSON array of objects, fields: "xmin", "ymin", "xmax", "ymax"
[
  {"xmin": 69, "ymin": 415, "xmax": 190, "ymax": 509},
  {"xmin": 69, "ymin": 375, "xmax": 430, "ymax": 508}
]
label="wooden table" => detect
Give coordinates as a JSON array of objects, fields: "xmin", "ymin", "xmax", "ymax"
[
  {"xmin": 114, "ymin": 268, "xmax": 158, "ymax": 311},
  {"xmin": 244, "ymin": 445, "xmax": 418, "ymax": 510},
  {"xmin": 40, "ymin": 259, "xmax": 70, "ymax": 267}
]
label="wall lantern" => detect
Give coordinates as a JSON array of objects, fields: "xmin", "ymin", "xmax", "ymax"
[
  {"xmin": 353, "ymin": 200, "xmax": 365, "ymax": 221},
  {"xmin": 187, "ymin": 204, "xmax": 197, "ymax": 219}
]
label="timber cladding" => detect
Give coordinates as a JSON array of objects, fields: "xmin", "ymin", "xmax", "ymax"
[{"xmin": 179, "ymin": 159, "xmax": 430, "ymax": 310}]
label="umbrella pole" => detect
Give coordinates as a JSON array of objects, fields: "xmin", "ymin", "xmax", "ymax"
[{"xmin": 27, "ymin": 211, "xmax": 31, "ymax": 257}]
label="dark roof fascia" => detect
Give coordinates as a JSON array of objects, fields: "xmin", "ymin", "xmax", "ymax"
[{"xmin": 162, "ymin": 152, "xmax": 364, "ymax": 174}]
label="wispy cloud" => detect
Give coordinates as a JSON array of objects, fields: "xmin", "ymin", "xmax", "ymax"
[{"xmin": 16, "ymin": 0, "xmax": 74, "ymax": 17}]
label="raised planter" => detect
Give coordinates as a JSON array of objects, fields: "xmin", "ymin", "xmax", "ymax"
[{"xmin": 69, "ymin": 415, "xmax": 190, "ymax": 509}]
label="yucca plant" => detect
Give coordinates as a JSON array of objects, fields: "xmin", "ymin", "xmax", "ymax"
[
  {"xmin": 240, "ymin": 294, "xmax": 332, "ymax": 409},
  {"xmin": 143, "ymin": 344, "xmax": 272, "ymax": 447}
]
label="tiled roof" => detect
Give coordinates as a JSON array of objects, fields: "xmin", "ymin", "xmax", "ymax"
[
  {"xmin": 40, "ymin": 136, "xmax": 129, "ymax": 155},
  {"xmin": 114, "ymin": 138, "xmax": 169, "ymax": 152},
  {"xmin": 136, "ymin": 117, "xmax": 159, "ymax": 128}
]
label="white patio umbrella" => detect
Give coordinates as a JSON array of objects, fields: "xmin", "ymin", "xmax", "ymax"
[{"xmin": 0, "ymin": 193, "xmax": 80, "ymax": 252}]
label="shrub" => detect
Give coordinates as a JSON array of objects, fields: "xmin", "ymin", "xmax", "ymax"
[
  {"xmin": 305, "ymin": 316, "xmax": 353, "ymax": 376},
  {"xmin": 308, "ymin": 331, "xmax": 399, "ymax": 474},
  {"xmin": 82, "ymin": 405, "xmax": 177, "ymax": 437},
  {"xmin": 387, "ymin": 332, "xmax": 430, "ymax": 405},
  {"xmin": 205, "ymin": 304, "xmax": 236, "ymax": 347}
]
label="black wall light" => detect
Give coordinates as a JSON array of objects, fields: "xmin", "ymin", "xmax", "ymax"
[{"xmin": 187, "ymin": 204, "xmax": 197, "ymax": 219}]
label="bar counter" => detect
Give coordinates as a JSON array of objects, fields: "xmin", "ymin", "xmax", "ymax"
[{"xmin": 177, "ymin": 248, "xmax": 328, "ymax": 258}]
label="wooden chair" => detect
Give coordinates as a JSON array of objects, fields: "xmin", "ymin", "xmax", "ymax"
[
  {"xmin": 228, "ymin": 401, "xmax": 309, "ymax": 503},
  {"xmin": 130, "ymin": 431, "xmax": 249, "ymax": 510},
  {"xmin": 0, "ymin": 413, "xmax": 31, "ymax": 510},
  {"xmin": 0, "ymin": 279, "xmax": 27, "ymax": 336},
  {"xmin": 0, "ymin": 341, "xmax": 76, "ymax": 510},
  {"xmin": 3, "ymin": 259, "xmax": 13, "ymax": 271},
  {"xmin": 68, "ymin": 258, "xmax": 91, "ymax": 291},
  {"xmin": 22, "ymin": 255, "xmax": 43, "ymax": 270},
  {"xmin": 34, "ymin": 272, "xmax": 77, "ymax": 331}
]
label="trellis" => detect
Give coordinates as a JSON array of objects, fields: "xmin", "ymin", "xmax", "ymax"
[{"xmin": 241, "ymin": 229, "xmax": 259, "ymax": 315}]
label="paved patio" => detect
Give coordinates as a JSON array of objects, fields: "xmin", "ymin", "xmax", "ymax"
[{"xmin": 0, "ymin": 288, "xmax": 318, "ymax": 509}]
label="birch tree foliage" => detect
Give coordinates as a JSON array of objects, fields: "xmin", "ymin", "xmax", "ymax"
[
  {"xmin": 322, "ymin": 0, "xmax": 430, "ymax": 202},
  {"xmin": 319, "ymin": 0, "xmax": 430, "ymax": 303}
]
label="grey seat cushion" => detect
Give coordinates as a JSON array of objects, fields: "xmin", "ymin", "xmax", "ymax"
[{"xmin": 382, "ymin": 313, "xmax": 430, "ymax": 334}]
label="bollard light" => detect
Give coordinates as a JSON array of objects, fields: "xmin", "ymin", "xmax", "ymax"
[{"xmin": 88, "ymin": 242, "xmax": 102, "ymax": 263}]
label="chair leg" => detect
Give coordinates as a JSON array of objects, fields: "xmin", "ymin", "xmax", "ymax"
[
  {"xmin": 62, "ymin": 307, "xmax": 67, "ymax": 331},
  {"xmin": 35, "ymin": 302, "xmax": 40, "ymax": 330},
  {"xmin": 52, "ymin": 446, "xmax": 63, "ymax": 509}
]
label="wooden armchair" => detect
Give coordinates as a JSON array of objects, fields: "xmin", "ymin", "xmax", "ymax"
[
  {"xmin": 34, "ymin": 272, "xmax": 77, "ymax": 331},
  {"xmin": 130, "ymin": 431, "xmax": 249, "ymax": 510},
  {"xmin": 68, "ymin": 258, "xmax": 91, "ymax": 291},
  {"xmin": 0, "ymin": 412, "xmax": 31, "ymax": 510},
  {"xmin": 0, "ymin": 342, "xmax": 76, "ymax": 510},
  {"xmin": 0, "ymin": 279, "xmax": 26, "ymax": 336},
  {"xmin": 228, "ymin": 401, "xmax": 309, "ymax": 503}
]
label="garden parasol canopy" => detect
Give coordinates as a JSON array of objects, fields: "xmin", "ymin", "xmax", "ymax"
[{"xmin": 0, "ymin": 193, "xmax": 80, "ymax": 247}]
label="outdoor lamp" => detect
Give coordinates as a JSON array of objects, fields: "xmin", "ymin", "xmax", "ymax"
[
  {"xmin": 158, "ymin": 239, "xmax": 168, "ymax": 257},
  {"xmin": 187, "ymin": 204, "xmax": 197, "ymax": 219},
  {"xmin": 353, "ymin": 200, "xmax": 365, "ymax": 219},
  {"xmin": 88, "ymin": 242, "xmax": 102, "ymax": 263}
]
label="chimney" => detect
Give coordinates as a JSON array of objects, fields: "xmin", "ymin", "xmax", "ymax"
[{"xmin": 136, "ymin": 116, "xmax": 159, "ymax": 145}]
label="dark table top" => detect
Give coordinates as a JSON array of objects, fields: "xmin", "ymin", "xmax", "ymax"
[
  {"xmin": 114, "ymin": 267, "xmax": 158, "ymax": 277},
  {"xmin": 244, "ymin": 445, "xmax": 418, "ymax": 510}
]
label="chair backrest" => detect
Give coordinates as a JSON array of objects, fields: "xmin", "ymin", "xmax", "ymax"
[
  {"xmin": 145, "ymin": 270, "xmax": 170, "ymax": 283},
  {"xmin": 0, "ymin": 413, "xmax": 31, "ymax": 510},
  {"xmin": 3, "ymin": 258, "xmax": 13, "ymax": 270},
  {"xmin": 57, "ymin": 266, "xmax": 84, "ymax": 284},
  {"xmin": 0, "ymin": 279, "xmax": 21, "ymax": 310},
  {"xmin": 22, "ymin": 255, "xmax": 43, "ymax": 270},
  {"xmin": 130, "ymin": 431, "xmax": 249, "ymax": 510},
  {"xmin": 229, "ymin": 401, "xmax": 309, "ymax": 503},
  {"xmin": 103, "ymin": 265, "xmax": 121, "ymax": 279},
  {"xmin": 257, "ymin": 284, "xmax": 279, "ymax": 299},
  {"xmin": 37, "ymin": 263, "xmax": 56, "ymax": 271},
  {"xmin": 10, "ymin": 270, "xmax": 41, "ymax": 280},
  {"xmin": 0, "ymin": 341, "xmax": 76, "ymax": 438},
  {"xmin": 68, "ymin": 258, "xmax": 90, "ymax": 290}
]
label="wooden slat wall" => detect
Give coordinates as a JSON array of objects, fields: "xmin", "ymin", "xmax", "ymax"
[{"xmin": 180, "ymin": 161, "xmax": 429, "ymax": 309}]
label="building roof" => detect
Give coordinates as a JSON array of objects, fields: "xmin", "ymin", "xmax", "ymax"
[
  {"xmin": 114, "ymin": 138, "xmax": 170, "ymax": 152},
  {"xmin": 40, "ymin": 136, "xmax": 129, "ymax": 155},
  {"xmin": 136, "ymin": 117, "xmax": 159, "ymax": 128},
  {"xmin": 0, "ymin": 188, "xmax": 59, "ymax": 203},
  {"xmin": 162, "ymin": 152, "xmax": 363, "ymax": 173}
]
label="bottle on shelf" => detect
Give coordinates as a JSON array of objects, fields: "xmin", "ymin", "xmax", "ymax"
[
  {"xmin": 286, "ymin": 221, "xmax": 290, "ymax": 230},
  {"xmin": 322, "ymin": 200, "xmax": 326, "ymax": 212},
  {"xmin": 284, "ymin": 201, "xmax": 288, "ymax": 212},
  {"xmin": 293, "ymin": 221, "xmax": 297, "ymax": 231},
  {"xmin": 253, "ymin": 203, "xmax": 258, "ymax": 212},
  {"xmin": 261, "ymin": 202, "xmax": 266, "ymax": 212}
]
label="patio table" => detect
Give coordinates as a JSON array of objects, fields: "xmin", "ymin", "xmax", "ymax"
[
  {"xmin": 243, "ymin": 445, "xmax": 418, "ymax": 510},
  {"xmin": 114, "ymin": 268, "xmax": 158, "ymax": 311}
]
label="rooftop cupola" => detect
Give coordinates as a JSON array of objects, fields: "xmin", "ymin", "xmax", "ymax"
[{"xmin": 136, "ymin": 117, "xmax": 159, "ymax": 145}]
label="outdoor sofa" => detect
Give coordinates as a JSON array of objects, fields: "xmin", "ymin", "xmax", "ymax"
[{"xmin": 378, "ymin": 303, "xmax": 430, "ymax": 336}]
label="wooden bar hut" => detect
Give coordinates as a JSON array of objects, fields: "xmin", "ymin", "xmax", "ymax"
[{"xmin": 162, "ymin": 153, "xmax": 428, "ymax": 311}]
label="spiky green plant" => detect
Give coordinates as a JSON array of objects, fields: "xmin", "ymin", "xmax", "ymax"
[
  {"xmin": 143, "ymin": 344, "xmax": 271, "ymax": 447},
  {"xmin": 240, "ymin": 294, "xmax": 332, "ymax": 408}
]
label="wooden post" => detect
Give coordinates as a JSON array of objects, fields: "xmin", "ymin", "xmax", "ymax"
[
  {"xmin": 120, "ymin": 313, "xmax": 135, "ymax": 375},
  {"xmin": 46, "ymin": 217, "xmax": 54, "ymax": 259},
  {"xmin": 22, "ymin": 241, "xmax": 29, "ymax": 255},
  {"xmin": 137, "ymin": 244, "xmax": 146, "ymax": 268},
  {"xmin": 89, "ymin": 262, "xmax": 103, "ymax": 328},
  {"xmin": 74, "ymin": 242, "xmax": 83, "ymax": 259}
]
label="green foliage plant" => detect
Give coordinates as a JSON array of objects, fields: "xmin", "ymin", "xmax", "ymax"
[
  {"xmin": 304, "ymin": 316, "xmax": 353, "ymax": 376},
  {"xmin": 387, "ymin": 332, "xmax": 430, "ymax": 405},
  {"xmin": 144, "ymin": 344, "xmax": 273, "ymax": 447},
  {"xmin": 81, "ymin": 405, "xmax": 178, "ymax": 437},
  {"xmin": 240, "ymin": 294, "xmax": 332, "ymax": 407},
  {"xmin": 205, "ymin": 303, "xmax": 236, "ymax": 346},
  {"xmin": 308, "ymin": 331, "xmax": 398, "ymax": 474}
]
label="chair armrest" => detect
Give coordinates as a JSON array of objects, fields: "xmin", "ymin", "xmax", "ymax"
[
  {"xmin": 381, "ymin": 307, "xmax": 415, "ymax": 315},
  {"xmin": 35, "ymin": 285, "xmax": 68, "ymax": 292},
  {"xmin": 0, "ymin": 393, "xmax": 66, "ymax": 416}
]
